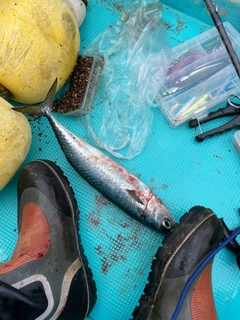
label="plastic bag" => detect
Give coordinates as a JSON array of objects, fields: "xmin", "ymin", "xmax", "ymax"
[{"xmin": 83, "ymin": 0, "xmax": 171, "ymax": 159}]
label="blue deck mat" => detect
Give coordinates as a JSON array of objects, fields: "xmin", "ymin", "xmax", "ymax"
[{"xmin": 1, "ymin": 1, "xmax": 240, "ymax": 319}]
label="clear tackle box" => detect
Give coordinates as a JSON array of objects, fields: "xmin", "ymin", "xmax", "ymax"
[{"xmin": 155, "ymin": 22, "xmax": 240, "ymax": 128}]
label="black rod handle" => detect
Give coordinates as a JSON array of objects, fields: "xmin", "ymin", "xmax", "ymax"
[{"xmin": 204, "ymin": 0, "xmax": 240, "ymax": 79}]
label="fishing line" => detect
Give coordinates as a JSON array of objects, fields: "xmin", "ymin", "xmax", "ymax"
[
  {"xmin": 203, "ymin": 0, "xmax": 240, "ymax": 78},
  {"xmin": 171, "ymin": 226, "xmax": 240, "ymax": 320}
]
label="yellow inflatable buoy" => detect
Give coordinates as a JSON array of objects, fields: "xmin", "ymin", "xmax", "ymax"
[
  {"xmin": 0, "ymin": 98, "xmax": 32, "ymax": 190},
  {"xmin": 0, "ymin": 0, "xmax": 80, "ymax": 104}
]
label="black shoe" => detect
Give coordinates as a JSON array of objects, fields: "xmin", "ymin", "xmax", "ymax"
[
  {"xmin": 132, "ymin": 206, "xmax": 223, "ymax": 320},
  {"xmin": 0, "ymin": 159, "xmax": 96, "ymax": 320}
]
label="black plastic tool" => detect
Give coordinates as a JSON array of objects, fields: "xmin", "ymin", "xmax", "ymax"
[{"xmin": 189, "ymin": 95, "xmax": 240, "ymax": 141}]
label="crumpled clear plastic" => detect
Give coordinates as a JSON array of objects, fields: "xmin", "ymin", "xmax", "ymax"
[{"xmin": 83, "ymin": 0, "xmax": 171, "ymax": 159}]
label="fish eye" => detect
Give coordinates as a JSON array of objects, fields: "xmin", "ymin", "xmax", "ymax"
[{"xmin": 162, "ymin": 218, "xmax": 172, "ymax": 230}]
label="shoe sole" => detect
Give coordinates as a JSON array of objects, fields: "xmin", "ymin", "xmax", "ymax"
[{"xmin": 132, "ymin": 206, "xmax": 217, "ymax": 320}]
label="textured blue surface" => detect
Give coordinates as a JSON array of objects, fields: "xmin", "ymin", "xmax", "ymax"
[{"xmin": 1, "ymin": 1, "xmax": 240, "ymax": 319}]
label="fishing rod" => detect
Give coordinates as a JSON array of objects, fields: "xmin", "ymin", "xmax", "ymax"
[{"xmin": 204, "ymin": 0, "xmax": 240, "ymax": 79}]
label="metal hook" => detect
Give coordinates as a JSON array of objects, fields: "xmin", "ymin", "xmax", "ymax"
[{"xmin": 228, "ymin": 94, "xmax": 240, "ymax": 108}]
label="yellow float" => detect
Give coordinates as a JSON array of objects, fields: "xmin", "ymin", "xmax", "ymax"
[
  {"xmin": 0, "ymin": 0, "xmax": 80, "ymax": 104},
  {"xmin": 0, "ymin": 98, "xmax": 32, "ymax": 190}
]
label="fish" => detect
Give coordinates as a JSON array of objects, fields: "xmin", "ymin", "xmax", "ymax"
[{"xmin": 13, "ymin": 79, "xmax": 176, "ymax": 233}]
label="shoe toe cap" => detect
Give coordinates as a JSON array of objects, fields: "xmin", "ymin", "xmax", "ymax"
[{"xmin": 17, "ymin": 159, "xmax": 77, "ymax": 217}]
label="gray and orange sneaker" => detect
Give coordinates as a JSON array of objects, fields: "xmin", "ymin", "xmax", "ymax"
[
  {"xmin": 132, "ymin": 206, "xmax": 223, "ymax": 320},
  {"xmin": 0, "ymin": 159, "xmax": 96, "ymax": 320}
]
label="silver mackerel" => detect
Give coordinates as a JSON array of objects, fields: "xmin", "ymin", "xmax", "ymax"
[{"xmin": 14, "ymin": 80, "xmax": 176, "ymax": 232}]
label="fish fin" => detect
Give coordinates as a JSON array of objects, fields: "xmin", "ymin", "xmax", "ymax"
[
  {"xmin": 12, "ymin": 78, "xmax": 58, "ymax": 116},
  {"xmin": 126, "ymin": 189, "xmax": 144, "ymax": 205}
]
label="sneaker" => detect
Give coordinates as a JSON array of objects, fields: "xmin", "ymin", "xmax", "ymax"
[
  {"xmin": 132, "ymin": 206, "xmax": 223, "ymax": 320},
  {"xmin": 0, "ymin": 159, "xmax": 96, "ymax": 320}
]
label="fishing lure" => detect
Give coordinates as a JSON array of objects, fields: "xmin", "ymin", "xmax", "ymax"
[
  {"xmin": 163, "ymin": 56, "xmax": 230, "ymax": 97},
  {"xmin": 167, "ymin": 54, "xmax": 203, "ymax": 76},
  {"xmin": 174, "ymin": 94, "xmax": 210, "ymax": 121}
]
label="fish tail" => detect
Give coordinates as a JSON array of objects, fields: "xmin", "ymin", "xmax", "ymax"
[{"xmin": 12, "ymin": 78, "xmax": 58, "ymax": 117}]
